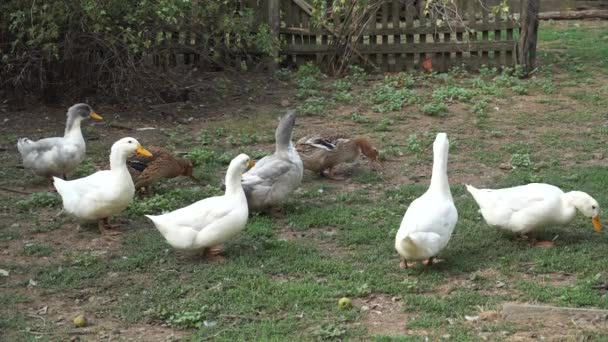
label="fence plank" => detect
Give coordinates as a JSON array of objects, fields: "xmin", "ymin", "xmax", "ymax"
[
  {"xmin": 392, "ymin": 0, "xmax": 403, "ymax": 71},
  {"xmin": 284, "ymin": 40, "xmax": 516, "ymax": 54}
]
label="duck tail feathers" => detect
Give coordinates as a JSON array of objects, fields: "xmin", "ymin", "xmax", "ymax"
[
  {"xmin": 145, "ymin": 214, "xmax": 170, "ymax": 235},
  {"xmin": 52, "ymin": 177, "xmax": 67, "ymax": 195}
]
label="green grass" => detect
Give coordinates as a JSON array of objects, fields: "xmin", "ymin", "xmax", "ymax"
[{"xmin": 2, "ymin": 21, "xmax": 608, "ymax": 341}]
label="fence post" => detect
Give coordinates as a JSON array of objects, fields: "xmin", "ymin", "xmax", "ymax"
[
  {"xmin": 267, "ymin": 0, "xmax": 280, "ymax": 71},
  {"xmin": 518, "ymin": 0, "xmax": 540, "ymax": 75}
]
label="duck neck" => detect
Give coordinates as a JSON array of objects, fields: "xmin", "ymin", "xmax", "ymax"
[
  {"xmin": 224, "ymin": 167, "xmax": 245, "ymax": 197},
  {"xmin": 275, "ymin": 117, "xmax": 294, "ymax": 154},
  {"xmin": 64, "ymin": 116, "xmax": 84, "ymax": 139},
  {"xmin": 109, "ymin": 147, "xmax": 129, "ymax": 172},
  {"xmin": 561, "ymin": 192, "xmax": 583, "ymax": 222},
  {"xmin": 428, "ymin": 144, "xmax": 451, "ymax": 198}
]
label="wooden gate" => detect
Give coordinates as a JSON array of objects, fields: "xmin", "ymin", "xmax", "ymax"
[{"xmin": 278, "ymin": 0, "xmax": 522, "ymax": 72}]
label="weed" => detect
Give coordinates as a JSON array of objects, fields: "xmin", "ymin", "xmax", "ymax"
[
  {"xmin": 127, "ymin": 186, "xmax": 222, "ymax": 216},
  {"xmin": 432, "ymin": 86, "xmax": 476, "ymax": 102},
  {"xmin": 511, "ymin": 84, "xmax": 528, "ymax": 95},
  {"xmin": 214, "ymin": 127, "xmax": 226, "ymax": 137},
  {"xmin": 314, "ymin": 323, "xmax": 347, "ymax": 340},
  {"xmin": 198, "ymin": 130, "xmax": 213, "ymax": 145},
  {"xmin": 72, "ymin": 160, "xmax": 96, "ymax": 178},
  {"xmin": 351, "ymin": 112, "xmax": 371, "ymax": 124},
  {"xmin": 510, "ymin": 153, "xmax": 532, "ymax": 168},
  {"xmin": 275, "ymin": 68, "xmax": 291, "ymax": 81},
  {"xmin": 373, "ymin": 118, "xmax": 394, "ymax": 132},
  {"xmin": 186, "ymin": 148, "xmax": 216, "ymax": 166},
  {"xmin": 536, "ymin": 78, "xmax": 556, "ymax": 94},
  {"xmin": 295, "ymin": 62, "xmax": 321, "ymax": 80},
  {"xmin": 22, "ymin": 243, "xmax": 53, "ymax": 257},
  {"xmin": 332, "ymin": 79, "xmax": 352, "ymax": 92},
  {"xmin": 346, "ymin": 65, "xmax": 367, "ymax": 83},
  {"xmin": 422, "ymin": 102, "xmax": 449, "ymax": 117},
  {"xmin": 407, "ymin": 134, "xmax": 422, "ymax": 155},
  {"xmin": 297, "ymin": 96, "xmax": 328, "ymax": 116},
  {"xmin": 17, "ymin": 192, "xmax": 60, "ymax": 211},
  {"xmin": 472, "ymin": 98, "xmax": 489, "ymax": 118},
  {"xmin": 167, "ymin": 310, "xmax": 206, "ymax": 329},
  {"xmin": 366, "ymin": 82, "xmax": 417, "ymax": 113}
]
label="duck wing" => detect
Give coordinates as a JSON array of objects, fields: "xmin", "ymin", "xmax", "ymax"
[{"xmin": 241, "ymin": 155, "xmax": 294, "ymax": 191}]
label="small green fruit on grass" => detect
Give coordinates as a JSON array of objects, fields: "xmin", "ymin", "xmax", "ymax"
[
  {"xmin": 73, "ymin": 314, "xmax": 87, "ymax": 327},
  {"xmin": 338, "ymin": 297, "xmax": 352, "ymax": 310}
]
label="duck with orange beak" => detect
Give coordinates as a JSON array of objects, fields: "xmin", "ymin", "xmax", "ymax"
[
  {"xmin": 466, "ymin": 183, "xmax": 601, "ymax": 247},
  {"xmin": 17, "ymin": 103, "xmax": 103, "ymax": 182},
  {"xmin": 54, "ymin": 137, "xmax": 153, "ymax": 234}
]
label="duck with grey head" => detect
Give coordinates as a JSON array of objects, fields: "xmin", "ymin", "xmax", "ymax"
[{"xmin": 17, "ymin": 103, "xmax": 103, "ymax": 182}]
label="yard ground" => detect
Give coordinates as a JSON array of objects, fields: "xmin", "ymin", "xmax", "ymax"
[{"xmin": 2, "ymin": 21, "xmax": 608, "ymax": 341}]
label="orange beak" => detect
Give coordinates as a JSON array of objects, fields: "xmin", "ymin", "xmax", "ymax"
[
  {"xmin": 248, "ymin": 160, "xmax": 255, "ymax": 169},
  {"xmin": 89, "ymin": 112, "xmax": 103, "ymax": 120},
  {"xmin": 136, "ymin": 145, "xmax": 153, "ymax": 157},
  {"xmin": 593, "ymin": 215, "xmax": 602, "ymax": 233}
]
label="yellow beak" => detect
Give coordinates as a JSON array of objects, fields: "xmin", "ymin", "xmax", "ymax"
[
  {"xmin": 136, "ymin": 145, "xmax": 153, "ymax": 157},
  {"xmin": 593, "ymin": 215, "xmax": 602, "ymax": 233},
  {"xmin": 89, "ymin": 112, "xmax": 103, "ymax": 121},
  {"xmin": 248, "ymin": 160, "xmax": 255, "ymax": 168}
]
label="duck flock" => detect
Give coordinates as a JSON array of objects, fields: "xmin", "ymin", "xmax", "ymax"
[{"xmin": 16, "ymin": 103, "xmax": 602, "ymax": 267}]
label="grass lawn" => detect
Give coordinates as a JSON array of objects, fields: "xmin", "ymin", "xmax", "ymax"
[{"xmin": 1, "ymin": 21, "xmax": 608, "ymax": 341}]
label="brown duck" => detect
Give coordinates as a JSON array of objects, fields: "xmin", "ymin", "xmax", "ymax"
[
  {"xmin": 127, "ymin": 146, "xmax": 196, "ymax": 193},
  {"xmin": 296, "ymin": 134, "xmax": 380, "ymax": 180}
]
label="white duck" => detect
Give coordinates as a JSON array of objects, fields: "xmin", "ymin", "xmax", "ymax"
[
  {"xmin": 17, "ymin": 103, "xmax": 103, "ymax": 180},
  {"xmin": 242, "ymin": 110, "xmax": 303, "ymax": 212},
  {"xmin": 146, "ymin": 154, "xmax": 254, "ymax": 257},
  {"xmin": 466, "ymin": 183, "xmax": 601, "ymax": 240},
  {"xmin": 395, "ymin": 133, "xmax": 458, "ymax": 268},
  {"xmin": 53, "ymin": 137, "xmax": 152, "ymax": 234}
]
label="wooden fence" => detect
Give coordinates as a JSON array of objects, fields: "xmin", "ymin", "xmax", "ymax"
[{"xmin": 277, "ymin": 0, "xmax": 523, "ymax": 72}]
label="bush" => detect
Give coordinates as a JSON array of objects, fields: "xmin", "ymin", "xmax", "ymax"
[{"xmin": 0, "ymin": 0, "xmax": 279, "ymax": 101}]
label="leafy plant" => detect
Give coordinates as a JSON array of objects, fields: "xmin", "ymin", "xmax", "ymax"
[
  {"xmin": 373, "ymin": 118, "xmax": 394, "ymax": 132},
  {"xmin": 422, "ymin": 102, "xmax": 448, "ymax": 117},
  {"xmin": 511, "ymin": 153, "xmax": 532, "ymax": 168},
  {"xmin": 407, "ymin": 134, "xmax": 422, "ymax": 155},
  {"xmin": 167, "ymin": 310, "xmax": 206, "ymax": 329},
  {"xmin": 186, "ymin": 148, "xmax": 217, "ymax": 166},
  {"xmin": 297, "ymin": 97, "xmax": 328, "ymax": 116},
  {"xmin": 17, "ymin": 192, "xmax": 60, "ymax": 211},
  {"xmin": 351, "ymin": 112, "xmax": 371, "ymax": 124},
  {"xmin": 432, "ymin": 86, "xmax": 476, "ymax": 102}
]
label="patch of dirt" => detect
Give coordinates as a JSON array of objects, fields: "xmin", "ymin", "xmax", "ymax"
[
  {"xmin": 277, "ymin": 225, "xmax": 348, "ymax": 257},
  {"xmin": 522, "ymin": 271, "xmax": 577, "ymax": 287},
  {"xmin": 353, "ymin": 293, "xmax": 408, "ymax": 337}
]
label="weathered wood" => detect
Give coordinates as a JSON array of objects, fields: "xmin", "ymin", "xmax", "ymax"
[
  {"xmin": 267, "ymin": 0, "xmax": 280, "ymax": 70},
  {"xmin": 284, "ymin": 40, "xmax": 517, "ymax": 54},
  {"xmin": 280, "ymin": 20, "xmax": 519, "ymax": 36},
  {"xmin": 392, "ymin": 0, "xmax": 403, "ymax": 71},
  {"xmin": 538, "ymin": 9, "xmax": 608, "ymax": 19},
  {"xmin": 518, "ymin": 0, "xmax": 540, "ymax": 74}
]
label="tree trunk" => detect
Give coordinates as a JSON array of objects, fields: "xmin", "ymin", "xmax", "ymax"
[{"xmin": 518, "ymin": 0, "xmax": 540, "ymax": 75}]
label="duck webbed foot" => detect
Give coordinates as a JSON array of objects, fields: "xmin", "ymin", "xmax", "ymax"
[
  {"xmin": 202, "ymin": 244, "xmax": 226, "ymax": 262},
  {"xmin": 399, "ymin": 258, "xmax": 418, "ymax": 268},
  {"xmin": 98, "ymin": 218, "xmax": 121, "ymax": 235},
  {"xmin": 424, "ymin": 257, "xmax": 444, "ymax": 267}
]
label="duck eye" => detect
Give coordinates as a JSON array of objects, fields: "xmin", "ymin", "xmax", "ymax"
[{"xmin": 592, "ymin": 205, "xmax": 597, "ymax": 210}]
